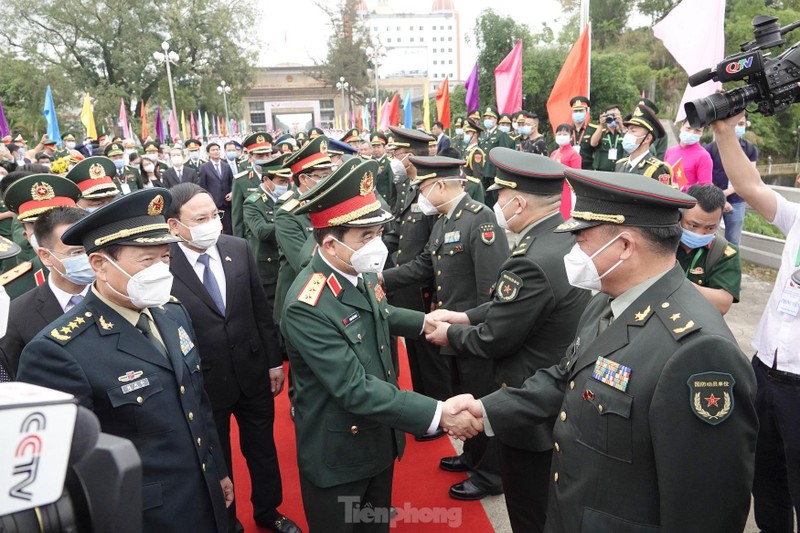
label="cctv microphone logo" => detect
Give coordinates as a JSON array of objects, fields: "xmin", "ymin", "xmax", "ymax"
[
  {"xmin": 9, "ymin": 412, "xmax": 46, "ymax": 501},
  {"xmin": 725, "ymin": 56, "xmax": 754, "ymax": 74}
]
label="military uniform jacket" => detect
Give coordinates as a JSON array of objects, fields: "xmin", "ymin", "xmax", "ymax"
[
  {"xmin": 479, "ymin": 128, "xmax": 515, "ymax": 181},
  {"xmin": 677, "ymin": 239, "xmax": 741, "ymax": 302},
  {"xmin": 577, "ymin": 123, "xmax": 598, "ymax": 170},
  {"xmin": 376, "ymin": 155, "xmax": 397, "ymax": 209},
  {"xmin": 231, "ymin": 167, "xmax": 262, "ymax": 238},
  {"xmin": 0, "ymin": 254, "xmax": 46, "ymax": 300},
  {"xmin": 383, "ymin": 194, "xmax": 508, "ymax": 316},
  {"xmin": 17, "ymin": 291, "xmax": 229, "ymax": 533},
  {"xmin": 243, "ymin": 188, "xmax": 281, "ymax": 286},
  {"xmin": 274, "ymin": 190, "xmax": 316, "ymax": 323},
  {"xmin": 615, "ymin": 155, "xmax": 674, "ymax": 185},
  {"xmin": 464, "ymin": 144, "xmax": 486, "ymax": 205},
  {"xmin": 482, "ymin": 265, "xmax": 757, "ymax": 532},
  {"xmin": 114, "ymin": 165, "xmax": 143, "ymax": 194},
  {"xmin": 447, "ymin": 214, "xmax": 591, "ymax": 451},
  {"xmin": 282, "ymin": 253, "xmax": 437, "ymax": 488}
]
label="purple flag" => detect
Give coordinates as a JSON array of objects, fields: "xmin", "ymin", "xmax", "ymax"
[
  {"xmin": 464, "ymin": 62, "xmax": 479, "ymax": 112},
  {"xmin": 0, "ymin": 97, "xmax": 9, "ymax": 138},
  {"xmin": 155, "ymin": 106, "xmax": 164, "ymax": 144}
]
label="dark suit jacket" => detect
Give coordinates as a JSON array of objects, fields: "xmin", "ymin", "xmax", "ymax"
[
  {"xmin": 169, "ymin": 235, "xmax": 281, "ymax": 410},
  {"xmin": 481, "ymin": 265, "xmax": 758, "ymax": 532},
  {"xmin": 0, "ymin": 282, "xmax": 63, "ymax": 379},
  {"xmin": 436, "ymin": 134, "xmax": 451, "ymax": 155},
  {"xmin": 197, "ymin": 161, "xmax": 233, "ymax": 208},
  {"xmin": 162, "ymin": 166, "xmax": 198, "ymax": 188},
  {"xmin": 17, "ymin": 291, "xmax": 228, "ymax": 533}
]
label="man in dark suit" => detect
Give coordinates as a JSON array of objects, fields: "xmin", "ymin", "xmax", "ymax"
[
  {"xmin": 165, "ymin": 183, "xmax": 298, "ymax": 533},
  {"xmin": 425, "ymin": 149, "xmax": 591, "ymax": 532},
  {"xmin": 1, "ymin": 206, "xmax": 89, "ymax": 380},
  {"xmin": 432, "ymin": 121, "xmax": 451, "ymax": 155},
  {"xmin": 162, "ymin": 147, "xmax": 198, "ymax": 188},
  {"xmin": 197, "ymin": 142, "xmax": 234, "ymax": 235},
  {"xmin": 17, "ymin": 188, "xmax": 232, "ymax": 532},
  {"xmin": 448, "ymin": 169, "xmax": 759, "ymax": 532}
]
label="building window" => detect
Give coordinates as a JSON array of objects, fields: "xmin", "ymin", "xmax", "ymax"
[
  {"xmin": 448, "ymin": 37, "xmax": 453, "ymax": 41},
  {"xmin": 397, "ymin": 37, "xmax": 402, "ymax": 43},
  {"xmin": 433, "ymin": 60, "xmax": 437, "ymax": 65},
  {"xmin": 249, "ymin": 101, "xmax": 266, "ymax": 127},
  {"xmin": 410, "ymin": 37, "xmax": 414, "ymax": 42},
  {"xmin": 448, "ymin": 25, "xmax": 452, "ymax": 29},
  {"xmin": 387, "ymin": 38, "xmax": 392, "ymax": 43},
  {"xmin": 433, "ymin": 73, "xmax": 438, "ymax": 78},
  {"xmin": 373, "ymin": 26, "xmax": 377, "ymax": 31},
  {"xmin": 396, "ymin": 26, "xmax": 400, "ymax": 30},
  {"xmin": 448, "ymin": 48, "xmax": 453, "ymax": 52},
  {"xmin": 432, "ymin": 37, "xmax": 437, "ymax": 42},
  {"xmin": 420, "ymin": 37, "xmax": 424, "ymax": 42},
  {"xmin": 448, "ymin": 60, "xmax": 453, "ymax": 64},
  {"xmin": 386, "ymin": 26, "xmax": 390, "ymax": 31}
]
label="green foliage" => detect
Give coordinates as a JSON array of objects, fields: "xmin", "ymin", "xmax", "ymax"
[
  {"xmin": 449, "ymin": 86, "xmax": 467, "ymax": 123},
  {"xmin": 744, "ymin": 211, "xmax": 786, "ymax": 239}
]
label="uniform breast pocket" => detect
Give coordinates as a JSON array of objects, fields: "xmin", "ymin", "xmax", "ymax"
[
  {"xmin": 323, "ymin": 411, "xmax": 380, "ymax": 469},
  {"xmin": 437, "ymin": 244, "xmax": 469, "ymax": 274},
  {"xmin": 343, "ymin": 325, "xmax": 372, "ymax": 366},
  {"xmin": 576, "ymin": 381, "xmax": 633, "ymax": 463},
  {"xmin": 106, "ymin": 374, "xmax": 171, "ymax": 436}
]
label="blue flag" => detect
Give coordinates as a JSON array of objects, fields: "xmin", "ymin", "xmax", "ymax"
[
  {"xmin": 403, "ymin": 90, "xmax": 412, "ymax": 129},
  {"xmin": 42, "ymin": 85, "xmax": 62, "ymax": 144}
]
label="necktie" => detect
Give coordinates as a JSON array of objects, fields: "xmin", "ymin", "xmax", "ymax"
[
  {"xmin": 356, "ymin": 277, "xmax": 367, "ymax": 295},
  {"xmin": 598, "ymin": 301, "xmax": 614, "ymax": 335},
  {"xmin": 176, "ymin": 167, "xmax": 182, "ymax": 183},
  {"xmin": 197, "ymin": 253, "xmax": 225, "ymax": 314},
  {"xmin": 136, "ymin": 313, "xmax": 168, "ymax": 359},
  {"xmin": 215, "ymin": 163, "xmax": 221, "ymax": 178},
  {"xmin": 66, "ymin": 294, "xmax": 84, "ymax": 312}
]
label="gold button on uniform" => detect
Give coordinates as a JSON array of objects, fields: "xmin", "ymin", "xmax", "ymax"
[
  {"xmin": 196, "ymin": 364, "xmax": 200, "ymax": 371},
  {"xmin": 501, "ymin": 382, "xmax": 507, "ymax": 388},
  {"xmin": 188, "ymin": 411, "xmax": 194, "ymax": 421},
  {"xmin": 350, "ymin": 425, "xmax": 359, "ymax": 435},
  {"xmin": 437, "ymin": 285, "xmax": 442, "ymax": 291},
  {"xmin": 560, "ymin": 411, "xmax": 567, "ymax": 422},
  {"xmin": 180, "ymin": 385, "xmax": 186, "ymax": 395},
  {"xmin": 136, "ymin": 396, "xmax": 143, "ymax": 404},
  {"xmin": 197, "ymin": 437, "xmax": 202, "ymax": 447},
  {"xmin": 438, "ymin": 301, "xmax": 443, "ymax": 306},
  {"xmin": 598, "ymin": 404, "xmax": 604, "ymax": 413},
  {"xmin": 554, "ymin": 442, "xmax": 560, "ymax": 452},
  {"xmin": 202, "ymin": 463, "xmax": 206, "ymax": 472},
  {"xmin": 554, "ymin": 472, "xmax": 559, "ymax": 483},
  {"xmin": 569, "ymin": 380, "xmax": 575, "ymax": 390}
]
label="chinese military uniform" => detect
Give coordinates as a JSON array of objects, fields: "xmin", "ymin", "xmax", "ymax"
[
  {"xmin": 479, "ymin": 106, "xmax": 515, "ymax": 205},
  {"xmin": 463, "ymin": 118, "xmax": 487, "ymax": 205},
  {"xmin": 616, "ymin": 103, "xmax": 674, "ymax": 185}
]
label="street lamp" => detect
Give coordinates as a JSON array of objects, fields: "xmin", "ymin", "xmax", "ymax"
[
  {"xmin": 336, "ymin": 76, "xmax": 350, "ymax": 121},
  {"xmin": 217, "ymin": 81, "xmax": 231, "ymax": 124},
  {"xmin": 153, "ymin": 41, "xmax": 179, "ymax": 120},
  {"xmin": 365, "ymin": 46, "xmax": 383, "ymax": 104}
]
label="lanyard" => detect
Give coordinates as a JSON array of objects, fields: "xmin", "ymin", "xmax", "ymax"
[
  {"xmin": 795, "ymin": 246, "xmax": 800, "ymax": 267},
  {"xmin": 684, "ymin": 248, "xmax": 705, "ymax": 277},
  {"xmin": 605, "ymin": 133, "xmax": 619, "ymax": 147}
]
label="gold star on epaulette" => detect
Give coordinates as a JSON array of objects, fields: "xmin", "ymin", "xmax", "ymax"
[
  {"xmin": 670, "ymin": 313, "xmax": 681, "ymax": 321},
  {"xmin": 634, "ymin": 305, "xmax": 651, "ymax": 322}
]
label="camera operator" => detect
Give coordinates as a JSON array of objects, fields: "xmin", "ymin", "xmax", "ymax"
[
  {"xmin": 712, "ymin": 111, "xmax": 800, "ymax": 532},
  {"xmin": 589, "ymin": 105, "xmax": 625, "ymax": 171}
]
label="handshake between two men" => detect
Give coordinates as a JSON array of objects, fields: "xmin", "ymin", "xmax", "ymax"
[{"xmin": 423, "ymin": 309, "xmax": 487, "ymax": 441}]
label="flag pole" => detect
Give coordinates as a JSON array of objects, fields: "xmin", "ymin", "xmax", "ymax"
[{"xmin": 581, "ymin": 0, "xmax": 591, "ymax": 99}]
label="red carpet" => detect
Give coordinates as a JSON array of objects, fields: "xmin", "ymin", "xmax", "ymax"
[{"xmin": 230, "ymin": 340, "xmax": 496, "ymax": 532}]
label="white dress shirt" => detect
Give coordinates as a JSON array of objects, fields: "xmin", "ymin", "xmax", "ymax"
[
  {"xmin": 48, "ymin": 275, "xmax": 90, "ymax": 313},
  {"xmin": 176, "ymin": 242, "xmax": 227, "ymax": 307}
]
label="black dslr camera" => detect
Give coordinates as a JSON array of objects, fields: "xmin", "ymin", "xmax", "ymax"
[{"xmin": 685, "ymin": 15, "xmax": 800, "ymax": 127}]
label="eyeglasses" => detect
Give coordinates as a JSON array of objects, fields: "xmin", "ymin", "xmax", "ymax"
[
  {"xmin": 183, "ymin": 210, "xmax": 224, "ymax": 225},
  {"xmin": 43, "ymin": 247, "xmax": 86, "ymax": 258}
]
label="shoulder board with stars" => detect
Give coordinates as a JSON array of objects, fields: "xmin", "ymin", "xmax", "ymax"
[
  {"xmin": 0, "ymin": 261, "xmax": 33, "ymax": 286},
  {"xmin": 654, "ymin": 299, "xmax": 702, "ymax": 340},
  {"xmin": 278, "ymin": 189, "xmax": 294, "ymax": 202},
  {"xmin": 465, "ymin": 201, "xmax": 483, "ymax": 213},
  {"xmin": 297, "ymin": 272, "xmax": 326, "ymax": 307},
  {"xmin": 47, "ymin": 309, "xmax": 95, "ymax": 345},
  {"xmin": 165, "ymin": 295, "xmax": 182, "ymax": 306},
  {"xmin": 723, "ymin": 245, "xmax": 737, "ymax": 257},
  {"xmin": 246, "ymin": 192, "xmax": 263, "ymax": 203},
  {"xmin": 511, "ymin": 234, "xmax": 533, "ymax": 256},
  {"xmin": 234, "ymin": 170, "xmax": 250, "ymax": 179},
  {"xmin": 280, "ymin": 198, "xmax": 299, "ymax": 212},
  {"xmin": 465, "ymin": 175, "xmax": 481, "ymax": 184},
  {"xmin": 645, "ymin": 157, "xmax": 664, "ymax": 166},
  {"xmin": 616, "ymin": 156, "xmax": 630, "ymax": 165}
]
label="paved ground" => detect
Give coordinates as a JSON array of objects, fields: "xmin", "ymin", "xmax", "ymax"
[{"xmin": 448, "ymin": 272, "xmax": 777, "ymax": 532}]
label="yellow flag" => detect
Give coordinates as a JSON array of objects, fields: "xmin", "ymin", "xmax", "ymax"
[
  {"xmin": 180, "ymin": 110, "xmax": 188, "ymax": 140},
  {"xmin": 423, "ymin": 82, "xmax": 431, "ymax": 131},
  {"xmin": 80, "ymin": 93, "xmax": 97, "ymax": 140}
]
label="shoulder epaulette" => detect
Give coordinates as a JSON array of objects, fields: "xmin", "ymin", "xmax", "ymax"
[
  {"xmin": 511, "ymin": 234, "xmax": 534, "ymax": 256},
  {"xmin": 234, "ymin": 170, "xmax": 250, "ymax": 179},
  {"xmin": 47, "ymin": 309, "xmax": 95, "ymax": 345},
  {"xmin": 645, "ymin": 156, "xmax": 663, "ymax": 165},
  {"xmin": 245, "ymin": 192, "xmax": 263, "ymax": 203},
  {"xmin": 654, "ymin": 298, "xmax": 702, "ymax": 341},
  {"xmin": 465, "ymin": 201, "xmax": 483, "ymax": 213},
  {"xmin": 169, "ymin": 295, "xmax": 180, "ymax": 303},
  {"xmin": 278, "ymin": 189, "xmax": 294, "ymax": 202},
  {"xmin": 723, "ymin": 245, "xmax": 737, "ymax": 257},
  {"xmin": 0, "ymin": 261, "xmax": 32, "ymax": 286},
  {"xmin": 616, "ymin": 156, "xmax": 629, "ymax": 165},
  {"xmin": 280, "ymin": 198, "xmax": 300, "ymax": 212},
  {"xmin": 297, "ymin": 272, "xmax": 326, "ymax": 306},
  {"xmin": 588, "ymin": 122, "xmax": 599, "ymax": 128},
  {"xmin": 465, "ymin": 175, "xmax": 481, "ymax": 184}
]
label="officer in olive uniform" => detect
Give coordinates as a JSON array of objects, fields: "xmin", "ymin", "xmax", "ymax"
[
  {"xmin": 462, "ymin": 118, "xmax": 487, "ymax": 205},
  {"xmin": 615, "ymin": 104, "xmax": 674, "ymax": 185},
  {"xmin": 451, "ymin": 116, "xmax": 466, "ymax": 158},
  {"xmin": 638, "ymin": 97, "xmax": 668, "ymax": 160},
  {"xmin": 105, "ymin": 142, "xmax": 143, "ymax": 194},
  {"xmin": 243, "ymin": 153, "xmax": 293, "ymax": 311},
  {"xmin": 478, "ymin": 168, "xmax": 758, "ymax": 532},
  {"xmin": 232, "ymin": 132, "xmax": 274, "ymax": 238},
  {"xmin": 185, "ymin": 138, "xmax": 206, "ymax": 171},
  {"xmin": 143, "ymin": 141, "xmax": 168, "ymax": 173},
  {"xmin": 479, "ymin": 105, "xmax": 515, "ymax": 206},
  {"xmin": 499, "ymin": 113, "xmax": 517, "ymax": 144},
  {"xmin": 382, "ymin": 156, "xmax": 509, "ymax": 500},
  {"xmin": 282, "ymin": 159, "xmax": 465, "ymax": 533},
  {"xmin": 17, "ymin": 188, "xmax": 233, "ymax": 532},
  {"xmin": 66, "ymin": 155, "xmax": 121, "ymax": 211},
  {"xmin": 370, "ymin": 132, "xmax": 396, "ymax": 208},
  {"xmin": 569, "ymin": 96, "xmax": 598, "ymax": 170},
  {"xmin": 56, "ymin": 133, "xmax": 76, "ymax": 159},
  {"xmin": 295, "ymin": 131, "xmax": 308, "ymax": 150},
  {"xmin": 428, "ymin": 149, "xmax": 591, "ymax": 532},
  {"xmin": 0, "ymin": 173, "xmax": 82, "ymax": 299}
]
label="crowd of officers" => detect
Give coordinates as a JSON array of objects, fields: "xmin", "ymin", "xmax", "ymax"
[{"xmin": 0, "ymin": 95, "xmax": 757, "ymax": 533}]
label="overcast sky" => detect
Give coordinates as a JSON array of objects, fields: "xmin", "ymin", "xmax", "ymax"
[{"xmin": 256, "ymin": 0, "xmax": 568, "ymax": 77}]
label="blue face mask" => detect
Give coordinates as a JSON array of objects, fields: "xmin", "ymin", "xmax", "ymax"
[
  {"xmin": 735, "ymin": 126, "xmax": 746, "ymax": 139},
  {"xmin": 499, "ymin": 125, "xmax": 511, "ymax": 134},
  {"xmin": 113, "ymin": 159, "xmax": 125, "ymax": 169},
  {"xmin": 518, "ymin": 125, "xmax": 532, "ymax": 136},
  {"xmin": 572, "ymin": 111, "xmax": 586, "ymax": 123},
  {"xmin": 607, "ymin": 120, "xmax": 617, "ymax": 128},
  {"xmin": 254, "ymin": 159, "xmax": 269, "ymax": 166},
  {"xmin": 680, "ymin": 227, "xmax": 715, "ymax": 249},
  {"xmin": 49, "ymin": 251, "xmax": 96, "ymax": 285},
  {"xmin": 455, "ymin": 128, "xmax": 464, "ymax": 136},
  {"xmin": 483, "ymin": 119, "xmax": 495, "ymax": 130},
  {"xmin": 273, "ymin": 184, "xmax": 289, "ymax": 197},
  {"xmin": 679, "ymin": 131, "xmax": 701, "ymax": 146},
  {"xmin": 226, "ymin": 151, "xmax": 237, "ymax": 160}
]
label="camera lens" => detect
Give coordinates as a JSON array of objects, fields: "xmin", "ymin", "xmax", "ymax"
[{"xmin": 685, "ymin": 85, "xmax": 760, "ymax": 127}]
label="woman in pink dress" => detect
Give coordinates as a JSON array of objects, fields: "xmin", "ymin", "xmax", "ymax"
[
  {"xmin": 550, "ymin": 123, "xmax": 582, "ymax": 169},
  {"xmin": 664, "ymin": 121, "xmax": 713, "ymax": 191}
]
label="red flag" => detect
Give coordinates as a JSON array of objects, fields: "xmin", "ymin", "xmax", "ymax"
[
  {"xmin": 140, "ymin": 100, "xmax": 149, "ymax": 141},
  {"xmin": 546, "ymin": 25, "xmax": 590, "ymax": 134},
  {"xmin": 190, "ymin": 112, "xmax": 196, "ymax": 137},
  {"xmin": 436, "ymin": 76, "xmax": 451, "ymax": 129},
  {"xmin": 494, "ymin": 40, "xmax": 524, "ymax": 115},
  {"xmin": 389, "ymin": 92, "xmax": 400, "ymax": 126},
  {"xmin": 672, "ymin": 158, "xmax": 686, "ymax": 189}
]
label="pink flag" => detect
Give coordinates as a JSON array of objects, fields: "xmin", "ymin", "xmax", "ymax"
[
  {"xmin": 378, "ymin": 98, "xmax": 391, "ymax": 131},
  {"xmin": 494, "ymin": 39, "xmax": 523, "ymax": 115},
  {"xmin": 190, "ymin": 112, "xmax": 197, "ymax": 137},
  {"xmin": 119, "ymin": 98, "xmax": 130, "ymax": 139},
  {"xmin": 653, "ymin": 0, "xmax": 725, "ymax": 121},
  {"xmin": 168, "ymin": 109, "xmax": 179, "ymax": 141}
]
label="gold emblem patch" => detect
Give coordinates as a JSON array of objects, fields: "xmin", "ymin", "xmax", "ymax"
[
  {"xmin": 360, "ymin": 171, "xmax": 375, "ymax": 196},
  {"xmin": 89, "ymin": 163, "xmax": 105, "ymax": 180},
  {"xmin": 256, "ymin": 134, "xmax": 265, "ymax": 143},
  {"xmin": 147, "ymin": 194, "xmax": 164, "ymax": 216},
  {"xmin": 31, "ymin": 182, "xmax": 55, "ymax": 202},
  {"xmin": 320, "ymin": 140, "xmax": 328, "ymax": 154}
]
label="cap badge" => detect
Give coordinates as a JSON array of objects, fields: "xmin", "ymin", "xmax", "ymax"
[
  {"xmin": 31, "ymin": 182, "xmax": 55, "ymax": 202},
  {"xmin": 486, "ymin": 107, "xmax": 491, "ymax": 113},
  {"xmin": 147, "ymin": 194, "xmax": 165, "ymax": 216},
  {"xmin": 320, "ymin": 140, "xmax": 328, "ymax": 154},
  {"xmin": 360, "ymin": 171, "xmax": 375, "ymax": 196},
  {"xmin": 89, "ymin": 163, "xmax": 105, "ymax": 180},
  {"xmin": 256, "ymin": 135, "xmax": 265, "ymax": 144},
  {"xmin": 634, "ymin": 106, "xmax": 644, "ymax": 117}
]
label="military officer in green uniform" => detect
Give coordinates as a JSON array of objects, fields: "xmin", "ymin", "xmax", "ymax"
[
  {"xmin": 425, "ymin": 148, "xmax": 591, "ymax": 533},
  {"xmin": 105, "ymin": 142, "xmax": 142, "ymax": 194},
  {"xmin": 369, "ymin": 131, "xmax": 396, "ymax": 208},
  {"xmin": 56, "ymin": 133, "xmax": 77, "ymax": 159},
  {"xmin": 295, "ymin": 131, "xmax": 308, "ymax": 150},
  {"xmin": 569, "ymin": 96, "xmax": 598, "ymax": 170},
  {"xmin": 381, "ymin": 156, "xmax": 509, "ymax": 501},
  {"xmin": 638, "ymin": 97, "xmax": 668, "ymax": 160},
  {"xmin": 243, "ymin": 153, "xmax": 293, "ymax": 310},
  {"xmin": 677, "ymin": 184, "xmax": 741, "ymax": 315},
  {"xmin": 589, "ymin": 104, "xmax": 625, "ymax": 171},
  {"xmin": 231, "ymin": 132, "xmax": 273, "ymax": 238},
  {"xmin": 143, "ymin": 141, "xmax": 168, "ymax": 172},
  {"xmin": 184, "ymin": 138, "xmax": 205, "ymax": 171},
  {"xmin": 451, "ymin": 116, "xmax": 466, "ymax": 157},
  {"xmin": 462, "ymin": 118, "xmax": 487, "ymax": 205},
  {"xmin": 66, "ymin": 155, "xmax": 120, "ymax": 212},
  {"xmin": 456, "ymin": 168, "xmax": 757, "ymax": 532},
  {"xmin": 282, "ymin": 158, "xmax": 481, "ymax": 532},
  {"xmin": 479, "ymin": 105, "xmax": 514, "ymax": 206},
  {"xmin": 498, "ymin": 113, "xmax": 517, "ymax": 144},
  {"xmin": 0, "ymin": 173, "xmax": 81, "ymax": 299},
  {"xmin": 615, "ymin": 104, "xmax": 674, "ymax": 185}
]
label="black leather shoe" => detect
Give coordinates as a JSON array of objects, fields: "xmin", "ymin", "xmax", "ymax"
[
  {"xmin": 415, "ymin": 428, "xmax": 445, "ymax": 442},
  {"xmin": 256, "ymin": 512, "xmax": 302, "ymax": 533},
  {"xmin": 448, "ymin": 479, "xmax": 503, "ymax": 501},
  {"xmin": 439, "ymin": 455, "xmax": 468, "ymax": 472}
]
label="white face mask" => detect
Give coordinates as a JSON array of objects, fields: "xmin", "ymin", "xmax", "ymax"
[
  {"xmin": 178, "ymin": 217, "xmax": 222, "ymax": 250},
  {"xmin": 493, "ymin": 196, "xmax": 518, "ymax": 230},
  {"xmin": 65, "ymin": 141, "xmax": 76, "ymax": 150},
  {"xmin": 563, "ymin": 232, "xmax": 628, "ymax": 291},
  {"xmin": 0, "ymin": 285, "xmax": 8, "ymax": 338},
  {"xmin": 171, "ymin": 155, "xmax": 184, "ymax": 166},
  {"xmin": 389, "ymin": 157, "xmax": 407, "ymax": 179},
  {"xmin": 555, "ymin": 134, "xmax": 572, "ymax": 147},
  {"xmin": 143, "ymin": 163, "xmax": 155, "ymax": 173},
  {"xmin": 418, "ymin": 180, "xmax": 462, "ymax": 216},
  {"xmin": 332, "ymin": 237, "xmax": 389, "ymax": 274},
  {"xmin": 103, "ymin": 255, "xmax": 174, "ymax": 309},
  {"xmin": 28, "ymin": 234, "xmax": 40, "ymax": 252}
]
